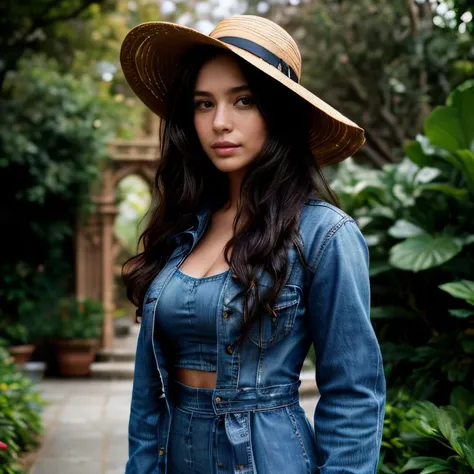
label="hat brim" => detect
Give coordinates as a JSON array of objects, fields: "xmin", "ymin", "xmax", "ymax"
[{"xmin": 120, "ymin": 21, "xmax": 365, "ymax": 166}]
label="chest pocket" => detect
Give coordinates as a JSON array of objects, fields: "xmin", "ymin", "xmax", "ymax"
[{"xmin": 247, "ymin": 285, "xmax": 300, "ymax": 348}]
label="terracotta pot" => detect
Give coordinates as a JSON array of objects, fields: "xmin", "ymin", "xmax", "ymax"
[
  {"xmin": 9, "ymin": 344, "xmax": 36, "ymax": 366},
  {"xmin": 55, "ymin": 338, "xmax": 99, "ymax": 376}
]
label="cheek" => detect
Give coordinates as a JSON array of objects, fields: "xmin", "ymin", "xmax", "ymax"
[{"xmin": 248, "ymin": 116, "xmax": 267, "ymax": 152}]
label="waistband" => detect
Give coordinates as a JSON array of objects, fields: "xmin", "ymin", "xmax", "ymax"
[
  {"xmin": 171, "ymin": 379, "xmax": 301, "ymax": 474},
  {"xmin": 172, "ymin": 379, "xmax": 301, "ymax": 415},
  {"xmin": 173, "ymin": 379, "xmax": 216, "ymax": 414}
]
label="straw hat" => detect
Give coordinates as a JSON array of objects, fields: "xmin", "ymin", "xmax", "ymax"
[{"xmin": 120, "ymin": 15, "xmax": 365, "ymax": 166}]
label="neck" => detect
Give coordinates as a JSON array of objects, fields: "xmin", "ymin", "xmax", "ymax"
[{"xmin": 224, "ymin": 168, "xmax": 247, "ymax": 211}]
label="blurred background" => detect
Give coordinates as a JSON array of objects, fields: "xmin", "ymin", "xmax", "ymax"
[{"xmin": 0, "ymin": 1, "xmax": 473, "ymax": 473}]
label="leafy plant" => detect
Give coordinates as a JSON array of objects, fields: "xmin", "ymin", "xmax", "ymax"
[
  {"xmin": 332, "ymin": 80, "xmax": 474, "ymax": 472},
  {"xmin": 0, "ymin": 348, "xmax": 44, "ymax": 474},
  {"xmin": 0, "ymin": 322, "xmax": 29, "ymax": 346},
  {"xmin": 54, "ymin": 297, "xmax": 104, "ymax": 339},
  {"xmin": 0, "ymin": 54, "xmax": 134, "ymax": 327},
  {"xmin": 400, "ymin": 389, "xmax": 474, "ymax": 474}
]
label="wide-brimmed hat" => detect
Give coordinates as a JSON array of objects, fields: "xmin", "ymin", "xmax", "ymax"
[{"xmin": 120, "ymin": 15, "xmax": 365, "ymax": 166}]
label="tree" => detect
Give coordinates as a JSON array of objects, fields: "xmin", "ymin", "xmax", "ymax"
[
  {"xmin": 0, "ymin": 0, "xmax": 110, "ymax": 95},
  {"xmin": 246, "ymin": 0, "xmax": 474, "ymax": 166}
]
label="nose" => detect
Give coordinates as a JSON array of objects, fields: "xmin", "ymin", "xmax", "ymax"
[{"xmin": 212, "ymin": 103, "xmax": 233, "ymax": 133}]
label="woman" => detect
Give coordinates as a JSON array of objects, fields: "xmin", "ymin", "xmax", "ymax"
[{"xmin": 120, "ymin": 15, "xmax": 386, "ymax": 474}]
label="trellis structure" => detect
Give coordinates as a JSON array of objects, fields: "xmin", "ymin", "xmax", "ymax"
[{"xmin": 75, "ymin": 118, "xmax": 159, "ymax": 348}]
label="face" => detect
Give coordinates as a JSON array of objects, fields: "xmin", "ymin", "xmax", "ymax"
[{"xmin": 193, "ymin": 53, "xmax": 267, "ymax": 175}]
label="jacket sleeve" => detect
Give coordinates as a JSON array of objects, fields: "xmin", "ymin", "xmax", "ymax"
[
  {"xmin": 125, "ymin": 307, "xmax": 166, "ymax": 474},
  {"xmin": 307, "ymin": 219, "xmax": 386, "ymax": 474}
]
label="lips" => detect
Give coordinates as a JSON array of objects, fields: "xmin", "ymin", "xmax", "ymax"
[
  {"xmin": 211, "ymin": 141, "xmax": 239, "ymax": 149},
  {"xmin": 211, "ymin": 141, "xmax": 241, "ymax": 157}
]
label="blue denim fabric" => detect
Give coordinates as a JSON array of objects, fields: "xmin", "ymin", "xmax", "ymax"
[
  {"xmin": 156, "ymin": 268, "xmax": 228, "ymax": 371},
  {"xmin": 125, "ymin": 199, "xmax": 386, "ymax": 474},
  {"xmin": 168, "ymin": 379, "xmax": 318, "ymax": 474}
]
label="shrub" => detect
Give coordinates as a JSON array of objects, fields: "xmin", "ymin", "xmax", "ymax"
[
  {"xmin": 332, "ymin": 79, "xmax": 474, "ymax": 472},
  {"xmin": 54, "ymin": 297, "xmax": 104, "ymax": 339},
  {"xmin": 0, "ymin": 348, "xmax": 44, "ymax": 474}
]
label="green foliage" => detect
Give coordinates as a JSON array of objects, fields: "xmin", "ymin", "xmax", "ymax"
[
  {"xmin": 0, "ymin": 0, "xmax": 108, "ymax": 94},
  {"xmin": 54, "ymin": 298, "xmax": 104, "ymax": 340},
  {"xmin": 249, "ymin": 0, "xmax": 474, "ymax": 166},
  {"xmin": 332, "ymin": 80, "xmax": 474, "ymax": 472},
  {"xmin": 0, "ymin": 322, "xmax": 29, "ymax": 346},
  {"xmin": 0, "ymin": 348, "xmax": 44, "ymax": 474},
  {"xmin": 0, "ymin": 54, "xmax": 134, "ymax": 325},
  {"xmin": 399, "ymin": 395, "xmax": 474, "ymax": 473}
]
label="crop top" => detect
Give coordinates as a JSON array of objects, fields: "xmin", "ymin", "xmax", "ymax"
[{"xmin": 154, "ymin": 267, "xmax": 229, "ymax": 372}]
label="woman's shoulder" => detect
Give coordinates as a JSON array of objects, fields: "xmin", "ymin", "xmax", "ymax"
[
  {"xmin": 299, "ymin": 199, "xmax": 364, "ymax": 270},
  {"xmin": 300, "ymin": 198, "xmax": 354, "ymax": 233}
]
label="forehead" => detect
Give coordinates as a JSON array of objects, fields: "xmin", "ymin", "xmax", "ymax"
[{"xmin": 194, "ymin": 53, "xmax": 247, "ymax": 90}]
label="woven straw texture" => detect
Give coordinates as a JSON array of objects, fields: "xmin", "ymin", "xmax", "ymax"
[{"xmin": 120, "ymin": 15, "xmax": 365, "ymax": 166}]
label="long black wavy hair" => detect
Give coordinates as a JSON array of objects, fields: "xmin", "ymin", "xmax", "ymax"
[{"xmin": 122, "ymin": 45, "xmax": 339, "ymax": 343}]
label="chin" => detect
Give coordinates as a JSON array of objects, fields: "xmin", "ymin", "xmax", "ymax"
[
  {"xmin": 209, "ymin": 150, "xmax": 259, "ymax": 173},
  {"xmin": 210, "ymin": 156, "xmax": 252, "ymax": 174}
]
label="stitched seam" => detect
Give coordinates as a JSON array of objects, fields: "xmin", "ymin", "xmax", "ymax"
[
  {"xmin": 309, "ymin": 216, "xmax": 353, "ymax": 273},
  {"xmin": 285, "ymin": 406, "xmax": 311, "ymax": 473},
  {"xmin": 372, "ymin": 350, "xmax": 381, "ymax": 474},
  {"xmin": 303, "ymin": 200, "xmax": 347, "ymax": 217}
]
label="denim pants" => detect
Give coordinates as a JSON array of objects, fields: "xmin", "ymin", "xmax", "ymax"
[
  {"xmin": 167, "ymin": 380, "xmax": 319, "ymax": 474},
  {"xmin": 168, "ymin": 380, "xmax": 235, "ymax": 474}
]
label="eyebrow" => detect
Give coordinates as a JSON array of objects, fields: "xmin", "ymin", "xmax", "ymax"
[{"xmin": 193, "ymin": 85, "xmax": 251, "ymax": 96}]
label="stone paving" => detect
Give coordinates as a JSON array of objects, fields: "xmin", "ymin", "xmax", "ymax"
[
  {"xmin": 30, "ymin": 380, "xmax": 132, "ymax": 474},
  {"xmin": 30, "ymin": 379, "xmax": 319, "ymax": 474}
]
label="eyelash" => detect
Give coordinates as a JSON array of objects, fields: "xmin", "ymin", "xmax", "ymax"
[{"xmin": 194, "ymin": 96, "xmax": 254, "ymax": 109}]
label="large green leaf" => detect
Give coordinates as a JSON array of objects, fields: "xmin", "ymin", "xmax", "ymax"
[
  {"xmin": 439, "ymin": 280, "xmax": 474, "ymax": 305},
  {"xmin": 389, "ymin": 219, "xmax": 426, "ymax": 239},
  {"xmin": 425, "ymin": 106, "xmax": 468, "ymax": 152},
  {"xmin": 425, "ymin": 82, "xmax": 474, "ymax": 152},
  {"xmin": 417, "ymin": 183, "xmax": 469, "ymax": 201},
  {"xmin": 415, "ymin": 167, "xmax": 441, "ymax": 184},
  {"xmin": 400, "ymin": 457, "xmax": 450, "ymax": 473},
  {"xmin": 467, "ymin": 423, "xmax": 474, "ymax": 450},
  {"xmin": 389, "ymin": 235, "xmax": 463, "ymax": 272},
  {"xmin": 436, "ymin": 408, "xmax": 466, "ymax": 456},
  {"xmin": 460, "ymin": 440, "xmax": 474, "ymax": 468},
  {"xmin": 449, "ymin": 309, "xmax": 474, "ymax": 318},
  {"xmin": 405, "ymin": 139, "xmax": 431, "ymax": 167},
  {"xmin": 446, "ymin": 81, "xmax": 474, "ymax": 151},
  {"xmin": 454, "ymin": 149, "xmax": 474, "ymax": 192}
]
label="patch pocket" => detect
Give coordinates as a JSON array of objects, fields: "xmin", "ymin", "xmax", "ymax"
[{"xmin": 248, "ymin": 285, "xmax": 300, "ymax": 348}]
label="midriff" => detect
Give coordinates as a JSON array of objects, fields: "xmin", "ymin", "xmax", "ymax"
[{"xmin": 176, "ymin": 367, "xmax": 217, "ymax": 389}]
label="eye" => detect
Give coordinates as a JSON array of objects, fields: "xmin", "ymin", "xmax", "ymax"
[
  {"xmin": 194, "ymin": 100, "xmax": 213, "ymax": 109},
  {"xmin": 236, "ymin": 96, "xmax": 254, "ymax": 107}
]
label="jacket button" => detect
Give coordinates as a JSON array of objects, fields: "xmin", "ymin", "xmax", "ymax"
[
  {"xmin": 226, "ymin": 345, "xmax": 233, "ymax": 355},
  {"xmin": 159, "ymin": 447, "xmax": 165, "ymax": 456},
  {"xmin": 222, "ymin": 311, "xmax": 229, "ymax": 319},
  {"xmin": 215, "ymin": 396, "xmax": 222, "ymax": 403}
]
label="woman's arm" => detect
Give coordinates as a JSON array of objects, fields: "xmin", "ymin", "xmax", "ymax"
[
  {"xmin": 307, "ymin": 219, "xmax": 386, "ymax": 474},
  {"xmin": 125, "ymin": 310, "xmax": 166, "ymax": 474}
]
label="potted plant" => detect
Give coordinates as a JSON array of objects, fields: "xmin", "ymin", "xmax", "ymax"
[
  {"xmin": 54, "ymin": 297, "xmax": 104, "ymax": 376},
  {"xmin": 0, "ymin": 320, "xmax": 36, "ymax": 366}
]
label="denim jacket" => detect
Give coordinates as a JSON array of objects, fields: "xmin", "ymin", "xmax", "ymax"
[{"xmin": 125, "ymin": 199, "xmax": 386, "ymax": 474}]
